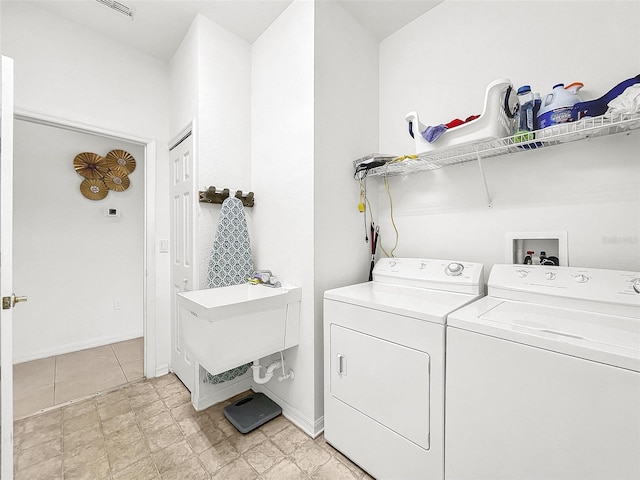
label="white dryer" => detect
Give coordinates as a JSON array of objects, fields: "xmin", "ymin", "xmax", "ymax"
[
  {"xmin": 446, "ymin": 264, "xmax": 640, "ymax": 480},
  {"xmin": 323, "ymin": 258, "xmax": 484, "ymax": 480}
]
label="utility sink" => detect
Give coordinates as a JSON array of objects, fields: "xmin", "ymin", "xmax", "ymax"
[{"xmin": 177, "ymin": 284, "xmax": 302, "ymax": 376}]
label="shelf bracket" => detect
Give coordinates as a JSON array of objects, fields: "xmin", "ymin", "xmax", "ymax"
[{"xmin": 476, "ymin": 152, "xmax": 492, "ymax": 208}]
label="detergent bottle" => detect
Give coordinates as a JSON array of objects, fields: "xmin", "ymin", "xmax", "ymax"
[
  {"xmin": 537, "ymin": 82, "xmax": 583, "ymax": 129},
  {"xmin": 513, "ymin": 85, "xmax": 535, "ymax": 142},
  {"xmin": 533, "ymin": 92, "xmax": 542, "ymax": 128}
]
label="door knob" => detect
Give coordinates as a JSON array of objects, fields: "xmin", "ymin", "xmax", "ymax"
[{"xmin": 2, "ymin": 294, "xmax": 28, "ymax": 310}]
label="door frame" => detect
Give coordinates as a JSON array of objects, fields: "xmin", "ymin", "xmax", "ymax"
[
  {"xmin": 13, "ymin": 107, "xmax": 158, "ymax": 378},
  {"xmin": 1, "ymin": 54, "xmax": 16, "ymax": 480}
]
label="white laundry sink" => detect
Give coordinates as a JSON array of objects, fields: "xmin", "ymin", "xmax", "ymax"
[{"xmin": 178, "ymin": 284, "xmax": 302, "ymax": 376}]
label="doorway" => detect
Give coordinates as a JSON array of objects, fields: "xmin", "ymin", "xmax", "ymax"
[{"xmin": 11, "ymin": 118, "xmax": 147, "ymax": 419}]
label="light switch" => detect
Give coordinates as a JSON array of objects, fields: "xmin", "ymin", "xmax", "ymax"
[{"xmin": 159, "ymin": 239, "xmax": 169, "ymax": 253}]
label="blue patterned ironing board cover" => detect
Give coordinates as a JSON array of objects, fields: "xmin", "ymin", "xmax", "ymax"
[{"xmin": 204, "ymin": 196, "xmax": 254, "ymax": 384}]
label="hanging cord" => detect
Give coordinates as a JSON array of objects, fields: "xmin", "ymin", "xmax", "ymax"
[
  {"xmin": 377, "ymin": 173, "xmax": 399, "ymax": 258},
  {"xmin": 390, "ymin": 154, "xmax": 418, "ymax": 163},
  {"xmin": 358, "ymin": 176, "xmax": 369, "ymax": 242},
  {"xmin": 280, "ymin": 351, "xmax": 286, "ymax": 377},
  {"xmin": 358, "ymin": 175, "xmax": 378, "ymax": 241},
  {"xmin": 368, "ymin": 224, "xmax": 379, "ymax": 281},
  {"xmin": 355, "ymin": 156, "xmax": 403, "ymax": 259}
]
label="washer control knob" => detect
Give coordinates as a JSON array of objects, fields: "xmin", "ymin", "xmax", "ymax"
[
  {"xmin": 446, "ymin": 262, "xmax": 464, "ymax": 276},
  {"xmin": 389, "ymin": 260, "xmax": 397, "ymax": 267},
  {"xmin": 516, "ymin": 269, "xmax": 529, "ymax": 278},
  {"xmin": 574, "ymin": 274, "xmax": 589, "ymax": 284},
  {"xmin": 632, "ymin": 278, "xmax": 640, "ymax": 294},
  {"xmin": 545, "ymin": 271, "xmax": 557, "ymax": 280},
  {"xmin": 419, "ymin": 262, "xmax": 427, "ymax": 270}
]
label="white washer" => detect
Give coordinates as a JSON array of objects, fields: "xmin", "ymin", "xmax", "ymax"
[
  {"xmin": 446, "ymin": 264, "xmax": 640, "ymax": 480},
  {"xmin": 323, "ymin": 258, "xmax": 484, "ymax": 480}
]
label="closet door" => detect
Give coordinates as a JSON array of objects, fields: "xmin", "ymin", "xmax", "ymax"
[{"xmin": 169, "ymin": 128, "xmax": 197, "ymax": 391}]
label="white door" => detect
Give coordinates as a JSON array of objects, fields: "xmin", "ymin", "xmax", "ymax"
[
  {"xmin": 1, "ymin": 55, "xmax": 17, "ymax": 480},
  {"xmin": 169, "ymin": 130, "xmax": 197, "ymax": 391}
]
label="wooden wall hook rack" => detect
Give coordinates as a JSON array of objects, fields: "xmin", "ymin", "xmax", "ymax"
[{"xmin": 198, "ymin": 186, "xmax": 255, "ymax": 207}]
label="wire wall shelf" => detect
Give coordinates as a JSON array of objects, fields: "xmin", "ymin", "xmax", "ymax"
[{"xmin": 359, "ymin": 113, "xmax": 640, "ymax": 178}]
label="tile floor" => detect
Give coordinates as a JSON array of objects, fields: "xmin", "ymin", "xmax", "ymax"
[
  {"xmin": 13, "ymin": 338, "xmax": 144, "ymax": 419},
  {"xmin": 13, "ymin": 373, "xmax": 372, "ymax": 480}
]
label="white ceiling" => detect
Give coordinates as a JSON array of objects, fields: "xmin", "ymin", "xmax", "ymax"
[{"xmin": 19, "ymin": 0, "xmax": 443, "ymax": 62}]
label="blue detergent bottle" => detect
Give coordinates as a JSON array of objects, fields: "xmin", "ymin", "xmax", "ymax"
[
  {"xmin": 514, "ymin": 85, "xmax": 535, "ymax": 142},
  {"xmin": 537, "ymin": 82, "xmax": 583, "ymax": 129},
  {"xmin": 533, "ymin": 92, "xmax": 542, "ymax": 128}
]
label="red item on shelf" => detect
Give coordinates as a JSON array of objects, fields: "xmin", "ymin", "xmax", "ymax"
[{"xmin": 446, "ymin": 114, "xmax": 480, "ymax": 129}]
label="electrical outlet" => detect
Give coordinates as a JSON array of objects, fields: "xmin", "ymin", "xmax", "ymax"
[{"xmin": 113, "ymin": 299, "xmax": 122, "ymax": 310}]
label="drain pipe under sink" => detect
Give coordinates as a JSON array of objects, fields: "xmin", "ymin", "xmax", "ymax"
[
  {"xmin": 252, "ymin": 353, "xmax": 295, "ymax": 384},
  {"xmin": 251, "ymin": 359, "xmax": 281, "ymax": 384}
]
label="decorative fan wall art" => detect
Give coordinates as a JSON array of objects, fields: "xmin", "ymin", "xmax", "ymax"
[
  {"xmin": 73, "ymin": 149, "xmax": 135, "ymax": 201},
  {"xmin": 103, "ymin": 170, "xmax": 131, "ymax": 192},
  {"xmin": 106, "ymin": 149, "xmax": 136, "ymax": 175},
  {"xmin": 80, "ymin": 178, "xmax": 109, "ymax": 200},
  {"xmin": 73, "ymin": 152, "xmax": 109, "ymax": 179}
]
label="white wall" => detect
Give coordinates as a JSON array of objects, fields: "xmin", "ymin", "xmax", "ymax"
[
  {"xmin": 1, "ymin": 1, "xmax": 172, "ymax": 373},
  {"xmin": 169, "ymin": 18, "xmax": 199, "ymax": 140},
  {"xmin": 249, "ymin": 0, "xmax": 379, "ymax": 432},
  {"xmin": 251, "ymin": 0, "xmax": 317, "ymax": 429},
  {"xmin": 195, "ymin": 15, "xmax": 252, "ymax": 288},
  {"xmin": 379, "ymin": 1, "xmax": 640, "ymax": 273},
  {"xmin": 169, "ymin": 14, "xmax": 252, "ymax": 289},
  {"xmin": 13, "ymin": 120, "xmax": 144, "ymax": 362},
  {"xmin": 313, "ymin": 0, "xmax": 379, "ymax": 420}
]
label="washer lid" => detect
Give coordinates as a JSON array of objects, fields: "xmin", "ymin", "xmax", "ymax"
[
  {"xmin": 448, "ymin": 297, "xmax": 640, "ymax": 372},
  {"xmin": 324, "ymin": 281, "xmax": 482, "ymax": 324}
]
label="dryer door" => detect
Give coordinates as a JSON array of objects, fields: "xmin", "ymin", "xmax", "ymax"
[{"xmin": 330, "ymin": 324, "xmax": 431, "ymax": 449}]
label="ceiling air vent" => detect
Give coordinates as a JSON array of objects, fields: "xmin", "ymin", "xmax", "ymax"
[{"xmin": 95, "ymin": 0, "xmax": 135, "ymax": 19}]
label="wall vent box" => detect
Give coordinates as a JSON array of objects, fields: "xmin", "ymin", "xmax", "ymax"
[
  {"xmin": 105, "ymin": 207, "xmax": 120, "ymax": 217},
  {"xmin": 506, "ymin": 231, "xmax": 568, "ymax": 266}
]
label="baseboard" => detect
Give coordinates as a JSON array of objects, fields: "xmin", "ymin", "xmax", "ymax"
[
  {"xmin": 154, "ymin": 364, "xmax": 170, "ymax": 378},
  {"xmin": 313, "ymin": 415, "xmax": 325, "ymax": 438},
  {"xmin": 252, "ymin": 384, "xmax": 324, "ymax": 438},
  {"xmin": 180, "ymin": 368, "xmax": 324, "ymax": 439},
  {"xmin": 14, "ymin": 332, "xmax": 143, "ymax": 364},
  {"xmin": 191, "ymin": 374, "xmax": 253, "ymax": 411}
]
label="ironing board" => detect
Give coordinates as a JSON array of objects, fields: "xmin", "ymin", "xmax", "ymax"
[{"xmin": 204, "ymin": 196, "xmax": 254, "ymax": 384}]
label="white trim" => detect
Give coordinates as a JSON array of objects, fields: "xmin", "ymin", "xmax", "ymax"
[
  {"xmin": 13, "ymin": 107, "xmax": 158, "ymax": 379},
  {"xmin": 191, "ymin": 372, "xmax": 253, "ymax": 411},
  {"xmin": 252, "ymin": 384, "xmax": 321, "ymax": 438},
  {"xmin": 155, "ymin": 364, "xmax": 171, "ymax": 377},
  {"xmin": 312, "ymin": 416, "xmax": 325, "ymax": 438},
  {"xmin": 1, "ymin": 55, "xmax": 16, "ymax": 480},
  {"xmin": 144, "ymin": 140, "xmax": 157, "ymax": 379},
  {"xmin": 183, "ymin": 373, "xmax": 323, "ymax": 438},
  {"xmin": 169, "ymin": 121, "xmax": 193, "ymax": 151},
  {"xmin": 14, "ymin": 107, "xmax": 151, "ymax": 144},
  {"xmin": 13, "ymin": 332, "xmax": 143, "ymax": 364}
]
